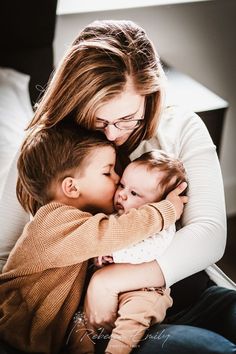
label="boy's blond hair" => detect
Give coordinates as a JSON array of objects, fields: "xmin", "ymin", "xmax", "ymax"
[{"xmin": 17, "ymin": 122, "xmax": 114, "ymax": 215}]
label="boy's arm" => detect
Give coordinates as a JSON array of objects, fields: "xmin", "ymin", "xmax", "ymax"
[
  {"xmin": 38, "ymin": 200, "xmax": 175, "ymax": 267},
  {"xmin": 37, "ymin": 182, "xmax": 187, "ymax": 267}
]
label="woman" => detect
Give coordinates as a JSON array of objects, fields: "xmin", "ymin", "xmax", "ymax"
[{"xmin": 8, "ymin": 20, "xmax": 236, "ymax": 353}]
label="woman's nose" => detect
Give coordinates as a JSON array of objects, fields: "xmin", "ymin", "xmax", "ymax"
[{"xmin": 104, "ymin": 125, "xmax": 120, "ymax": 141}]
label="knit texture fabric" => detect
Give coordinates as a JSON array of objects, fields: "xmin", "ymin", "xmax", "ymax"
[{"xmin": 0, "ymin": 200, "xmax": 175, "ymax": 353}]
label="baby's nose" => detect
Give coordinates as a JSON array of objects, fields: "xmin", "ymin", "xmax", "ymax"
[{"xmin": 119, "ymin": 190, "xmax": 128, "ymax": 200}]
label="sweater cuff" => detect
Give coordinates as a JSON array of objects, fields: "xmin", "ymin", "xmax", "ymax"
[{"xmin": 150, "ymin": 200, "xmax": 176, "ymax": 230}]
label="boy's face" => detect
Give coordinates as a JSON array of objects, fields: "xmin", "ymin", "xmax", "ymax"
[
  {"xmin": 75, "ymin": 146, "xmax": 119, "ymax": 214},
  {"xmin": 114, "ymin": 162, "xmax": 163, "ymax": 215}
]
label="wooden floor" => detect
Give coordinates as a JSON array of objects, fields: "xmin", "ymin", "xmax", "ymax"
[{"xmin": 217, "ymin": 215, "xmax": 236, "ymax": 283}]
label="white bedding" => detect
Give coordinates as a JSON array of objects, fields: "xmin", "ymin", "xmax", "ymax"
[{"xmin": 0, "ymin": 68, "xmax": 33, "ymax": 270}]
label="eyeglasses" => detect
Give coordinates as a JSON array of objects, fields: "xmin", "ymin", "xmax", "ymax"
[{"xmin": 94, "ymin": 118, "xmax": 144, "ymax": 131}]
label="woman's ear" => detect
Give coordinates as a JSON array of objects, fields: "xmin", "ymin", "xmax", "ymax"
[{"xmin": 61, "ymin": 177, "xmax": 80, "ymax": 199}]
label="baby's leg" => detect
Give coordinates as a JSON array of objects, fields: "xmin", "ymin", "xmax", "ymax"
[{"xmin": 105, "ymin": 288, "xmax": 173, "ymax": 354}]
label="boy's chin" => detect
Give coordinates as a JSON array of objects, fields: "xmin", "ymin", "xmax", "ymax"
[
  {"xmin": 104, "ymin": 204, "xmax": 116, "ymax": 214},
  {"xmin": 88, "ymin": 204, "xmax": 114, "ymax": 215}
]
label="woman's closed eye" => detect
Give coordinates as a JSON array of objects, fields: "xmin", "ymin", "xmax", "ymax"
[{"xmin": 121, "ymin": 115, "xmax": 135, "ymax": 121}]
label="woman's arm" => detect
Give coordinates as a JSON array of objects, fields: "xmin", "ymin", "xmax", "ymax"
[{"xmin": 156, "ymin": 106, "xmax": 226, "ymax": 287}]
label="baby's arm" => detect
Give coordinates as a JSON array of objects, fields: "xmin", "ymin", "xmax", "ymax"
[{"xmin": 112, "ymin": 224, "xmax": 176, "ymax": 264}]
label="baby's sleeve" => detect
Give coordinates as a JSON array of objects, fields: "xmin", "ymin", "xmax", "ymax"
[{"xmin": 112, "ymin": 224, "xmax": 176, "ymax": 264}]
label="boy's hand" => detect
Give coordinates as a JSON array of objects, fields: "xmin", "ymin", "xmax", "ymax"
[
  {"xmin": 166, "ymin": 182, "xmax": 188, "ymax": 220},
  {"xmin": 84, "ymin": 268, "xmax": 118, "ymax": 332},
  {"xmin": 94, "ymin": 255, "xmax": 114, "ymax": 267}
]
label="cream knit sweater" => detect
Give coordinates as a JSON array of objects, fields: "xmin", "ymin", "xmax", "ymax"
[
  {"xmin": 130, "ymin": 105, "xmax": 227, "ymax": 287},
  {"xmin": 0, "ymin": 200, "xmax": 175, "ymax": 353}
]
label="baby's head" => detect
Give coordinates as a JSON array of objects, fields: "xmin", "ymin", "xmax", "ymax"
[
  {"xmin": 114, "ymin": 150, "xmax": 187, "ymax": 215},
  {"xmin": 17, "ymin": 122, "xmax": 119, "ymax": 215}
]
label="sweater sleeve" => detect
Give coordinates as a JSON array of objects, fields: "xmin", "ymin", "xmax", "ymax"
[
  {"xmin": 33, "ymin": 200, "xmax": 176, "ymax": 268},
  {"xmin": 156, "ymin": 107, "xmax": 227, "ymax": 287}
]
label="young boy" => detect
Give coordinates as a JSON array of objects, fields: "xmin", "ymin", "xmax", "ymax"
[{"xmin": 0, "ymin": 123, "xmax": 186, "ymax": 354}]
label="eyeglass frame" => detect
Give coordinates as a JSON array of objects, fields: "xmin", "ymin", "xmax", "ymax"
[{"xmin": 94, "ymin": 117, "xmax": 145, "ymax": 131}]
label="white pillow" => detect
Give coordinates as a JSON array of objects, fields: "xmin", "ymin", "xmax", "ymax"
[{"xmin": 0, "ymin": 68, "xmax": 33, "ymax": 271}]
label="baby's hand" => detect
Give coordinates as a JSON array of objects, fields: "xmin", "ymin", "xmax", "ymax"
[
  {"xmin": 94, "ymin": 255, "xmax": 114, "ymax": 267},
  {"xmin": 166, "ymin": 182, "xmax": 188, "ymax": 220}
]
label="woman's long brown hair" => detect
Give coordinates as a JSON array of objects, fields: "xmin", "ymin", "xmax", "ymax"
[{"xmin": 18, "ymin": 20, "xmax": 166, "ymax": 213}]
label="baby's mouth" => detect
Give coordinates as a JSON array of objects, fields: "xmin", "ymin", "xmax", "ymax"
[{"xmin": 115, "ymin": 202, "xmax": 124, "ymax": 214}]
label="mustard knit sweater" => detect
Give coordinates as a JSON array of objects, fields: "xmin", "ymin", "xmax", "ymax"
[{"xmin": 0, "ymin": 200, "xmax": 175, "ymax": 353}]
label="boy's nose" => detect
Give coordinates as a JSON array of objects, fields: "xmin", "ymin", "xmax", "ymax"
[{"xmin": 113, "ymin": 172, "xmax": 120, "ymax": 185}]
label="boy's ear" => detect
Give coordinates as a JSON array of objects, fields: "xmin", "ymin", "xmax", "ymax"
[{"xmin": 61, "ymin": 177, "xmax": 80, "ymax": 198}]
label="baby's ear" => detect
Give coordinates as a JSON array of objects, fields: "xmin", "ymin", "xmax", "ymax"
[{"xmin": 61, "ymin": 177, "xmax": 80, "ymax": 199}]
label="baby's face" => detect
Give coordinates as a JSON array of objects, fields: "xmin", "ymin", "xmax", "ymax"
[{"xmin": 114, "ymin": 162, "xmax": 164, "ymax": 215}]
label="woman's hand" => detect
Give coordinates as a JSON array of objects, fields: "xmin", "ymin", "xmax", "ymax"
[{"xmin": 166, "ymin": 182, "xmax": 188, "ymax": 220}]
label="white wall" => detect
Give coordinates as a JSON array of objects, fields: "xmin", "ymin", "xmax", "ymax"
[{"xmin": 54, "ymin": 0, "xmax": 236, "ymax": 215}]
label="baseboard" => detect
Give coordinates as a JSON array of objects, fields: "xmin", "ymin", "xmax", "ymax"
[{"xmin": 225, "ymin": 179, "xmax": 236, "ymax": 217}]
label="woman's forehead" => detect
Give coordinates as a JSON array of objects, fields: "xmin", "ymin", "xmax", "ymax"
[{"xmin": 95, "ymin": 89, "xmax": 145, "ymax": 121}]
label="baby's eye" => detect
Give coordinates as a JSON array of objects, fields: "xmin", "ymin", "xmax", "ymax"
[
  {"xmin": 119, "ymin": 182, "xmax": 124, "ymax": 189},
  {"xmin": 131, "ymin": 190, "xmax": 139, "ymax": 196},
  {"xmin": 103, "ymin": 172, "xmax": 111, "ymax": 176}
]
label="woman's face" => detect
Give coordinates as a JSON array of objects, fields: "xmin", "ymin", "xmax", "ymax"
[{"xmin": 95, "ymin": 84, "xmax": 145, "ymax": 146}]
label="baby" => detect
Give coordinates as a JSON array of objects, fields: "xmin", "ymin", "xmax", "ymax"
[
  {"xmin": 73, "ymin": 150, "xmax": 187, "ymax": 354},
  {"xmin": 102, "ymin": 150, "xmax": 187, "ymax": 266}
]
